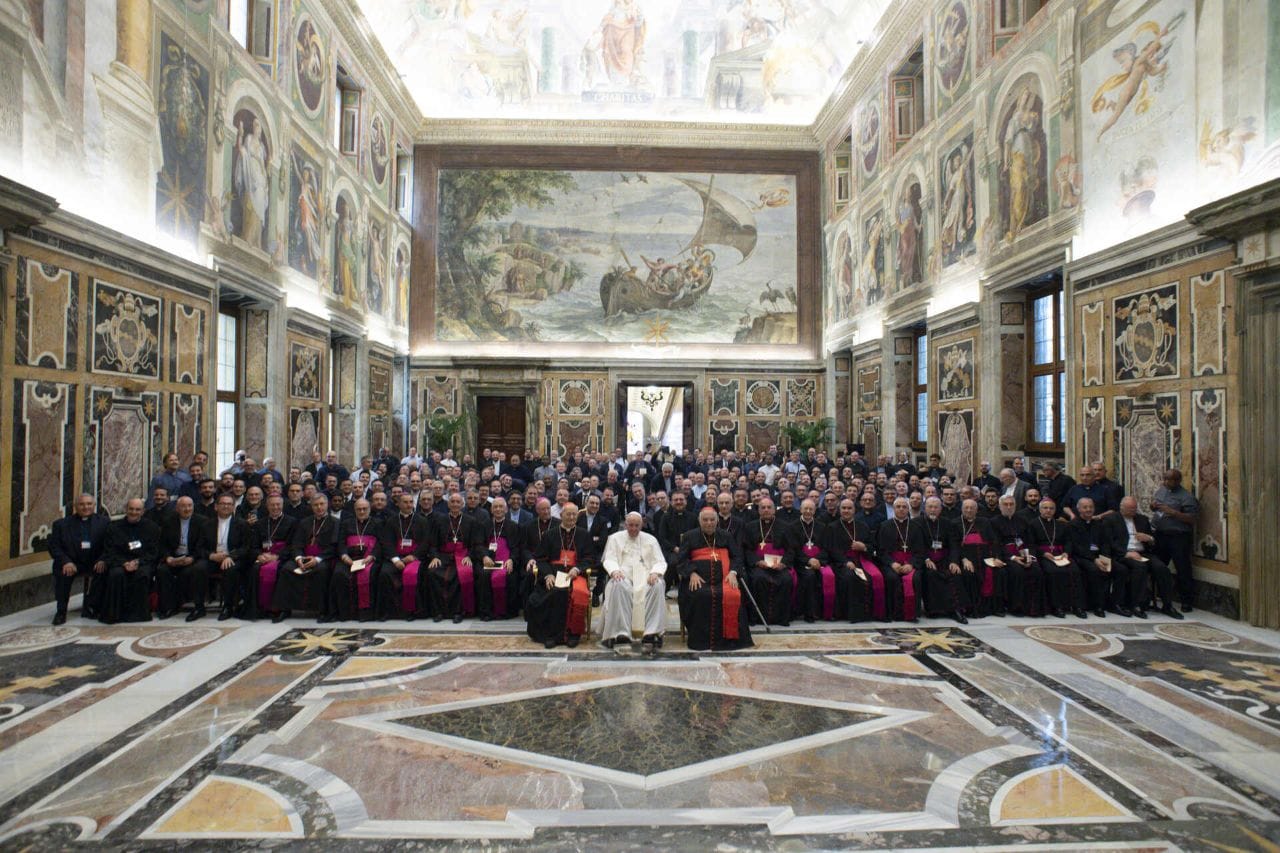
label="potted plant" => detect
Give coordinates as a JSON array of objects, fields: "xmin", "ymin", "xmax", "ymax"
[{"xmin": 779, "ymin": 418, "xmax": 835, "ymax": 453}]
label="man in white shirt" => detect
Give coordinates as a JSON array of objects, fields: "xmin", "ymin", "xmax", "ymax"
[{"xmin": 599, "ymin": 512, "xmax": 667, "ymax": 651}]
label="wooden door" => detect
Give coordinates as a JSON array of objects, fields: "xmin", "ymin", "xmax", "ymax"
[{"xmin": 476, "ymin": 396, "xmax": 526, "ymax": 457}]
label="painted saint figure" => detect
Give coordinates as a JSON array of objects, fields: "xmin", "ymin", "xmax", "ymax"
[
  {"xmin": 588, "ymin": 0, "xmax": 647, "ymax": 88},
  {"xmin": 940, "ymin": 142, "xmax": 974, "ymax": 265},
  {"xmin": 895, "ymin": 181, "xmax": 924, "ymax": 288},
  {"xmin": 233, "ymin": 114, "xmax": 270, "ymax": 249},
  {"xmin": 1001, "ymin": 85, "xmax": 1046, "ymax": 241}
]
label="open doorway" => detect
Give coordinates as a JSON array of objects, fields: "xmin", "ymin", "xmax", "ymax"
[{"xmin": 617, "ymin": 382, "xmax": 694, "ymax": 456}]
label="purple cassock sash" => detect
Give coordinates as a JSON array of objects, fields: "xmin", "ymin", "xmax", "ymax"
[
  {"xmin": 488, "ymin": 536, "xmax": 510, "ymax": 618},
  {"xmin": 888, "ymin": 550, "xmax": 918, "ymax": 621},
  {"xmin": 844, "ymin": 546, "xmax": 884, "ymax": 620},
  {"xmin": 799, "ymin": 543, "xmax": 837, "ymax": 621},
  {"xmin": 962, "ymin": 532, "xmax": 994, "ymax": 597},
  {"xmin": 397, "ymin": 539, "xmax": 420, "ymax": 615},
  {"xmin": 442, "ymin": 540, "xmax": 474, "ymax": 616},
  {"xmin": 258, "ymin": 540, "xmax": 287, "ymax": 612},
  {"xmin": 346, "ymin": 535, "xmax": 377, "ymax": 610},
  {"xmin": 758, "ymin": 542, "xmax": 793, "ymax": 608}
]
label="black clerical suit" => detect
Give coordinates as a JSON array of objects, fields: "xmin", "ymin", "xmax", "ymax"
[
  {"xmin": 427, "ymin": 512, "xmax": 485, "ymax": 621},
  {"xmin": 100, "ymin": 517, "xmax": 160, "ymax": 623},
  {"xmin": 740, "ymin": 517, "xmax": 794, "ymax": 626},
  {"xmin": 156, "ymin": 513, "xmax": 214, "ymax": 616},
  {"xmin": 375, "ymin": 512, "xmax": 432, "ymax": 620},
  {"xmin": 272, "ymin": 514, "xmax": 338, "ymax": 618},
  {"xmin": 1069, "ymin": 515, "xmax": 1127, "ymax": 615},
  {"xmin": 49, "ymin": 512, "xmax": 109, "ymax": 619}
]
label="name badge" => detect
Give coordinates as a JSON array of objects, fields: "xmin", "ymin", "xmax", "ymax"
[
  {"xmin": 1090, "ymin": 544, "xmax": 1099, "ymax": 551},
  {"xmin": 80, "ymin": 541, "xmax": 91, "ymax": 550},
  {"xmin": 1015, "ymin": 537, "xmax": 1023, "ymax": 547},
  {"xmin": 932, "ymin": 540, "xmax": 943, "ymax": 550},
  {"xmin": 400, "ymin": 538, "xmax": 413, "ymax": 549},
  {"xmin": 489, "ymin": 540, "xmax": 499, "ymax": 551},
  {"xmin": 128, "ymin": 540, "xmax": 141, "ymax": 550},
  {"xmin": 264, "ymin": 540, "xmax": 273, "ymax": 549}
]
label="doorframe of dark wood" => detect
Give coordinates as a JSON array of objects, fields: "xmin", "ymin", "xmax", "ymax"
[
  {"xmin": 464, "ymin": 383, "xmax": 539, "ymax": 462},
  {"xmin": 616, "ymin": 380, "xmax": 696, "ymax": 456}
]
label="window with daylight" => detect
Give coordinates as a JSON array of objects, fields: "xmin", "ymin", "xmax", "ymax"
[
  {"xmin": 215, "ymin": 309, "xmax": 241, "ymax": 476},
  {"xmin": 335, "ymin": 65, "xmax": 361, "ymax": 155},
  {"xmin": 832, "ymin": 132, "xmax": 852, "ymax": 215},
  {"xmin": 890, "ymin": 45, "xmax": 926, "ymax": 150},
  {"xmin": 229, "ymin": 0, "xmax": 273, "ymax": 59},
  {"xmin": 915, "ymin": 331, "xmax": 929, "ymax": 448},
  {"xmin": 395, "ymin": 148, "xmax": 412, "ymax": 218},
  {"xmin": 1027, "ymin": 287, "xmax": 1065, "ymax": 449}
]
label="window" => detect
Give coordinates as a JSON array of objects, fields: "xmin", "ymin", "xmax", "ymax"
[
  {"xmin": 890, "ymin": 46, "xmax": 926, "ymax": 150},
  {"xmin": 915, "ymin": 331, "xmax": 928, "ymax": 448},
  {"xmin": 395, "ymin": 148, "xmax": 412, "ymax": 217},
  {"xmin": 335, "ymin": 65, "xmax": 361, "ymax": 155},
  {"xmin": 229, "ymin": 0, "xmax": 273, "ymax": 58},
  {"xmin": 1027, "ymin": 287, "xmax": 1065, "ymax": 448},
  {"xmin": 215, "ymin": 309, "xmax": 241, "ymax": 476},
  {"xmin": 832, "ymin": 133, "xmax": 852, "ymax": 215},
  {"xmin": 999, "ymin": 0, "xmax": 1048, "ymax": 32}
]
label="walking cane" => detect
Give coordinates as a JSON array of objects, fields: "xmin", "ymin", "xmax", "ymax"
[{"xmin": 736, "ymin": 572, "xmax": 771, "ymax": 634}]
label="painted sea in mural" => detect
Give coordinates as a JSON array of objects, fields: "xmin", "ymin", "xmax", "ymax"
[{"xmin": 436, "ymin": 169, "xmax": 799, "ymax": 345}]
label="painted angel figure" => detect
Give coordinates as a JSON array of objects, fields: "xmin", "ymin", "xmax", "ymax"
[
  {"xmin": 1090, "ymin": 12, "xmax": 1186, "ymax": 141},
  {"xmin": 233, "ymin": 115, "xmax": 270, "ymax": 249}
]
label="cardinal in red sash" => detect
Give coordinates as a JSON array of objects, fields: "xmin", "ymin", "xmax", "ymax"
[
  {"xmin": 527, "ymin": 503, "xmax": 597, "ymax": 648},
  {"xmin": 676, "ymin": 507, "xmax": 753, "ymax": 651}
]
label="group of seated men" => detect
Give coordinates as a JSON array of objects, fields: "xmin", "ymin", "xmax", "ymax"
[{"xmin": 49, "ymin": 444, "xmax": 1201, "ymax": 650}]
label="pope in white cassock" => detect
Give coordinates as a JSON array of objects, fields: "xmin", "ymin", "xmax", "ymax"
[{"xmin": 599, "ymin": 512, "xmax": 667, "ymax": 649}]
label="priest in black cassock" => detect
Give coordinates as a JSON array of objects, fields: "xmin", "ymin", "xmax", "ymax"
[
  {"xmin": 739, "ymin": 497, "xmax": 793, "ymax": 626},
  {"xmin": 956, "ymin": 498, "xmax": 1006, "ymax": 617},
  {"xmin": 676, "ymin": 507, "xmax": 752, "ymax": 652},
  {"xmin": 272, "ymin": 494, "xmax": 338, "ymax": 622},
  {"xmin": 330, "ymin": 498, "xmax": 381, "ymax": 621},
  {"xmin": 427, "ymin": 493, "xmax": 484, "ymax": 623},
  {"xmin": 990, "ymin": 494, "xmax": 1043, "ymax": 617},
  {"xmin": 910, "ymin": 497, "xmax": 972, "ymax": 623},
  {"xmin": 527, "ymin": 503, "xmax": 597, "ymax": 648},
  {"xmin": 249, "ymin": 495, "xmax": 295, "ymax": 620},
  {"xmin": 477, "ymin": 496, "xmax": 524, "ymax": 620},
  {"xmin": 99, "ymin": 498, "xmax": 160, "ymax": 624},
  {"xmin": 822, "ymin": 498, "xmax": 882, "ymax": 623}
]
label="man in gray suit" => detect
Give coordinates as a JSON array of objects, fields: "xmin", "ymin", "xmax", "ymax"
[{"xmin": 998, "ymin": 468, "xmax": 1030, "ymax": 510}]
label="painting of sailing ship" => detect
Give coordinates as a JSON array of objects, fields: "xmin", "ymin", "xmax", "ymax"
[{"xmin": 435, "ymin": 168, "xmax": 799, "ymax": 346}]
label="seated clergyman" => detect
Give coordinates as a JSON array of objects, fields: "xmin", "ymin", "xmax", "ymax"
[{"xmin": 599, "ymin": 512, "xmax": 667, "ymax": 650}]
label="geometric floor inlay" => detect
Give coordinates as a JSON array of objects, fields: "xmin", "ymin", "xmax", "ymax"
[{"xmin": 397, "ymin": 680, "xmax": 881, "ymax": 777}]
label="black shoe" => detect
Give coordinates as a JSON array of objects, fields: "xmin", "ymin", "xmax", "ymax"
[
  {"xmin": 591, "ymin": 595, "xmax": 602, "ymax": 608},
  {"xmin": 544, "ymin": 639, "xmax": 559, "ymax": 649},
  {"xmin": 452, "ymin": 613, "xmax": 464, "ymax": 624},
  {"xmin": 158, "ymin": 609, "xmax": 175, "ymax": 620},
  {"xmin": 433, "ymin": 615, "xmax": 443, "ymax": 623},
  {"xmin": 271, "ymin": 610, "xmax": 289, "ymax": 623},
  {"xmin": 481, "ymin": 615, "xmax": 491, "ymax": 622},
  {"xmin": 1074, "ymin": 609, "xmax": 1089, "ymax": 619},
  {"xmin": 1133, "ymin": 608, "xmax": 1148, "ymax": 619},
  {"xmin": 1162, "ymin": 606, "xmax": 1185, "ymax": 620},
  {"xmin": 185, "ymin": 608, "xmax": 205, "ymax": 622},
  {"xmin": 602, "ymin": 637, "xmax": 616, "ymax": 649},
  {"xmin": 1092, "ymin": 609, "xmax": 1106, "ymax": 618},
  {"xmin": 406, "ymin": 613, "xmax": 416, "ymax": 622},
  {"xmin": 82, "ymin": 607, "xmax": 98, "ymax": 620},
  {"xmin": 803, "ymin": 614, "xmax": 816, "ymax": 623},
  {"xmin": 52, "ymin": 612, "xmax": 67, "ymax": 626},
  {"xmin": 953, "ymin": 610, "xmax": 968, "ymax": 625},
  {"xmin": 1181, "ymin": 603, "xmax": 1193, "ymax": 613},
  {"xmin": 993, "ymin": 610, "xmax": 1007, "ymax": 618},
  {"xmin": 316, "ymin": 615, "xmax": 335, "ymax": 624},
  {"xmin": 566, "ymin": 634, "xmax": 580, "ymax": 648},
  {"xmin": 1051, "ymin": 609, "xmax": 1066, "ymax": 618},
  {"xmin": 1116, "ymin": 607, "xmax": 1133, "ymax": 618}
]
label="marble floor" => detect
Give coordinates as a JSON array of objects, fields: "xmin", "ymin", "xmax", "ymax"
[{"xmin": 0, "ymin": 597, "xmax": 1278, "ymax": 851}]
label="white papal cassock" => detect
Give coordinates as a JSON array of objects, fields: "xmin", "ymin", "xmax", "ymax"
[{"xmin": 599, "ymin": 528, "xmax": 667, "ymax": 640}]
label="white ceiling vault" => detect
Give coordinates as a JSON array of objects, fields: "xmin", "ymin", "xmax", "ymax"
[{"xmin": 357, "ymin": 0, "xmax": 889, "ymax": 127}]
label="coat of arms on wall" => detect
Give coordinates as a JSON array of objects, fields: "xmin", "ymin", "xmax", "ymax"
[
  {"xmin": 92, "ymin": 281, "xmax": 160, "ymax": 379},
  {"xmin": 937, "ymin": 338, "xmax": 975, "ymax": 402},
  {"xmin": 289, "ymin": 342, "xmax": 321, "ymax": 400},
  {"xmin": 1114, "ymin": 282, "xmax": 1178, "ymax": 382}
]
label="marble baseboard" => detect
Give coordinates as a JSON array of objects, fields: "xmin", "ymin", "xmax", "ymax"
[
  {"xmin": 0, "ymin": 572, "xmax": 55, "ymax": 617},
  {"xmin": 1196, "ymin": 579, "xmax": 1240, "ymax": 620}
]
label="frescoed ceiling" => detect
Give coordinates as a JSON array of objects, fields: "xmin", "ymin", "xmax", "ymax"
[{"xmin": 357, "ymin": 0, "xmax": 889, "ymax": 125}]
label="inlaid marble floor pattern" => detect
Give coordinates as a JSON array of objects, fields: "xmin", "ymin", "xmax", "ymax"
[{"xmin": 0, "ymin": 597, "xmax": 1277, "ymax": 851}]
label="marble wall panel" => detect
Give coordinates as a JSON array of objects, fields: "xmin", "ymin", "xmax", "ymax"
[
  {"xmin": 288, "ymin": 341, "xmax": 322, "ymax": 401},
  {"xmin": 10, "ymin": 380, "xmax": 76, "ymax": 559},
  {"xmin": 336, "ymin": 343, "xmax": 357, "ymax": 410},
  {"xmin": 1190, "ymin": 270, "xmax": 1226, "ymax": 377},
  {"xmin": 91, "ymin": 280, "xmax": 161, "ymax": 380},
  {"xmin": 368, "ymin": 361, "xmax": 391, "ymax": 413},
  {"xmin": 336, "ymin": 412, "xmax": 356, "ymax": 464},
  {"xmin": 1114, "ymin": 282, "xmax": 1179, "ymax": 383},
  {"xmin": 1080, "ymin": 301, "xmax": 1105, "ymax": 387},
  {"xmin": 242, "ymin": 404, "xmax": 267, "ymax": 468},
  {"xmin": 558, "ymin": 379, "xmax": 592, "ymax": 416},
  {"xmin": 1082, "ymin": 397, "xmax": 1104, "ymax": 468},
  {"xmin": 937, "ymin": 337, "xmax": 975, "ymax": 402},
  {"xmin": 1114, "ymin": 394, "xmax": 1180, "ymax": 517},
  {"xmin": 1192, "ymin": 388, "xmax": 1228, "ymax": 562},
  {"xmin": 746, "ymin": 420, "xmax": 780, "ymax": 453},
  {"xmin": 834, "ymin": 373, "xmax": 850, "ymax": 442},
  {"xmin": 858, "ymin": 417, "xmax": 881, "ymax": 459},
  {"xmin": 895, "ymin": 358, "xmax": 914, "ymax": 448},
  {"xmin": 91, "ymin": 389, "xmax": 160, "ymax": 516},
  {"xmin": 938, "ymin": 409, "xmax": 974, "ymax": 485},
  {"xmin": 369, "ymin": 415, "xmax": 389, "ymax": 457},
  {"xmin": 425, "ymin": 375, "xmax": 458, "ymax": 415},
  {"xmin": 556, "ymin": 420, "xmax": 591, "ymax": 456},
  {"xmin": 169, "ymin": 303, "xmax": 205, "ymax": 385},
  {"xmin": 169, "ymin": 393, "xmax": 202, "ymax": 466},
  {"xmin": 709, "ymin": 379, "xmax": 739, "ymax": 417},
  {"xmin": 710, "ymin": 418, "xmax": 738, "ymax": 453},
  {"xmin": 243, "ymin": 310, "xmax": 268, "ymax": 398},
  {"xmin": 857, "ymin": 363, "xmax": 881, "ymax": 414},
  {"xmin": 289, "ymin": 407, "xmax": 321, "ymax": 473},
  {"xmin": 1000, "ymin": 333, "xmax": 1025, "ymax": 450},
  {"xmin": 786, "ymin": 378, "xmax": 817, "ymax": 418},
  {"xmin": 746, "ymin": 380, "xmax": 782, "ymax": 416},
  {"xmin": 14, "ymin": 258, "xmax": 77, "ymax": 369}
]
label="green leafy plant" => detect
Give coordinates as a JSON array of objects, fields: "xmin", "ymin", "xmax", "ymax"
[
  {"xmin": 779, "ymin": 418, "xmax": 835, "ymax": 452},
  {"xmin": 421, "ymin": 412, "xmax": 472, "ymax": 453}
]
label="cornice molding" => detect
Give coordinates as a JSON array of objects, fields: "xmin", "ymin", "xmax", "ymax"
[
  {"xmin": 415, "ymin": 117, "xmax": 820, "ymax": 150},
  {"xmin": 0, "ymin": 175, "xmax": 59, "ymax": 232},
  {"xmin": 333, "ymin": 0, "xmax": 423, "ymax": 133},
  {"xmin": 1185, "ymin": 178, "xmax": 1280, "ymax": 239}
]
